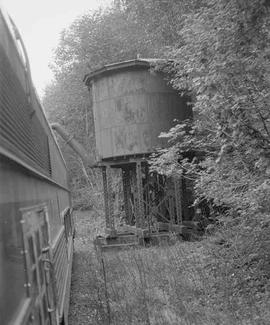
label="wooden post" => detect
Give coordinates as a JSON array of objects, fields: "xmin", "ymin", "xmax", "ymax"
[
  {"xmin": 169, "ymin": 182, "xmax": 174, "ymax": 227},
  {"xmin": 122, "ymin": 168, "xmax": 133, "ymax": 225},
  {"xmin": 102, "ymin": 166, "xmax": 115, "ymax": 233},
  {"xmin": 136, "ymin": 161, "xmax": 144, "ymax": 228},
  {"xmin": 174, "ymin": 175, "xmax": 183, "ymax": 225}
]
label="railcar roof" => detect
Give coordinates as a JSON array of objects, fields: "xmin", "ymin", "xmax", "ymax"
[
  {"xmin": 83, "ymin": 58, "xmax": 168, "ymax": 86},
  {"xmin": 0, "ymin": 6, "xmax": 68, "ymax": 172}
]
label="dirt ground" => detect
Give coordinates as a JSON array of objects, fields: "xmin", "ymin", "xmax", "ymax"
[{"xmin": 68, "ymin": 210, "xmax": 107, "ymax": 325}]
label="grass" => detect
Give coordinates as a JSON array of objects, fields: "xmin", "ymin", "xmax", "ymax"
[{"xmin": 69, "ymin": 211, "xmax": 270, "ymax": 325}]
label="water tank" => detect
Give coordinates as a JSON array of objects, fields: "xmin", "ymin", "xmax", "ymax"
[{"xmin": 84, "ymin": 59, "xmax": 192, "ymax": 161}]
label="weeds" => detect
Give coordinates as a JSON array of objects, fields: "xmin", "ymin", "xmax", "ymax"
[{"xmin": 69, "ymin": 211, "xmax": 270, "ymax": 325}]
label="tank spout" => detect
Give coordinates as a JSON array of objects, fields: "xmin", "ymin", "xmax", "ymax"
[{"xmin": 51, "ymin": 123, "xmax": 94, "ymax": 166}]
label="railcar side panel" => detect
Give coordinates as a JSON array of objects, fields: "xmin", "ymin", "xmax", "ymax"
[
  {"xmin": 0, "ymin": 8, "xmax": 74, "ymax": 325},
  {"xmin": 0, "ymin": 156, "xmax": 73, "ymax": 325}
]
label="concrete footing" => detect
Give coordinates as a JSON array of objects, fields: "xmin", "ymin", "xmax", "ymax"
[{"xmin": 94, "ymin": 221, "xmax": 199, "ymax": 252}]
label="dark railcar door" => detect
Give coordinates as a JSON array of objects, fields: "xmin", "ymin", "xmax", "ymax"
[{"xmin": 20, "ymin": 204, "xmax": 57, "ymax": 325}]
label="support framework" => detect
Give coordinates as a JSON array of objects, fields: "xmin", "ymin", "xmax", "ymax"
[{"xmin": 100, "ymin": 158, "xmax": 188, "ymax": 234}]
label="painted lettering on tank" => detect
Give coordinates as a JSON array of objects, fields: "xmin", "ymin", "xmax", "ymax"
[
  {"xmin": 114, "ymin": 128, "xmax": 127, "ymax": 153},
  {"xmin": 91, "ymin": 66, "xmax": 190, "ymax": 159},
  {"xmin": 115, "ymin": 97, "xmax": 136, "ymax": 123}
]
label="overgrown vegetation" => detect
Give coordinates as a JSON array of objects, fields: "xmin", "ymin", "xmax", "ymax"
[
  {"xmin": 150, "ymin": 0, "xmax": 270, "ymax": 312},
  {"xmin": 43, "ymin": 0, "xmax": 270, "ymax": 322},
  {"xmin": 70, "ymin": 212, "xmax": 270, "ymax": 325}
]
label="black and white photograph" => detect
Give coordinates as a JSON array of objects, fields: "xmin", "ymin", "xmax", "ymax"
[{"xmin": 1, "ymin": 1, "xmax": 270, "ymax": 324}]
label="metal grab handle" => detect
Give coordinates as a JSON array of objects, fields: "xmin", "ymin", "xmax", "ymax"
[
  {"xmin": 42, "ymin": 246, "xmax": 50, "ymax": 253},
  {"xmin": 42, "ymin": 258, "xmax": 56, "ymax": 313},
  {"xmin": 42, "ymin": 258, "xmax": 53, "ymax": 265}
]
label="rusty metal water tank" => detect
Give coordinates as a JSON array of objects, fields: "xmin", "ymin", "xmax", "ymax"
[{"xmin": 84, "ymin": 59, "xmax": 192, "ymax": 161}]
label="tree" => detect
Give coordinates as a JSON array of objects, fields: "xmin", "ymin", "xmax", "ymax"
[
  {"xmin": 149, "ymin": 0, "xmax": 270, "ymax": 301},
  {"xmin": 154, "ymin": 0, "xmax": 270, "ymax": 211},
  {"xmin": 42, "ymin": 2, "xmax": 170, "ymax": 208}
]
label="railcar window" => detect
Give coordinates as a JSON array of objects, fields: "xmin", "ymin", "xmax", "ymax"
[
  {"xmin": 35, "ymin": 230, "xmax": 41, "ymax": 256},
  {"xmin": 28, "ymin": 235, "xmax": 35, "ymax": 265},
  {"xmin": 39, "ymin": 259, "xmax": 44, "ymax": 286},
  {"xmin": 41, "ymin": 223, "xmax": 48, "ymax": 247},
  {"xmin": 0, "ymin": 208, "xmax": 27, "ymax": 325},
  {"xmin": 32, "ymin": 268, "xmax": 38, "ymax": 295}
]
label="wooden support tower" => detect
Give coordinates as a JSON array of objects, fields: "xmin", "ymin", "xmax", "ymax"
[{"xmin": 94, "ymin": 158, "xmax": 195, "ymax": 251}]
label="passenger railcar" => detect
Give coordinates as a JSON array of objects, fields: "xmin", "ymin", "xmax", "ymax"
[{"xmin": 0, "ymin": 7, "xmax": 74, "ymax": 325}]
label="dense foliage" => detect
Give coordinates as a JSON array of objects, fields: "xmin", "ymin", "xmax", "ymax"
[
  {"xmin": 157, "ymin": 0, "xmax": 270, "ymax": 209},
  {"xmin": 150, "ymin": 0, "xmax": 270, "ymax": 307}
]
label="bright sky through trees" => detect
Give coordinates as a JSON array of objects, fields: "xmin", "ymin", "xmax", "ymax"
[{"xmin": 1, "ymin": 0, "xmax": 111, "ymax": 95}]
